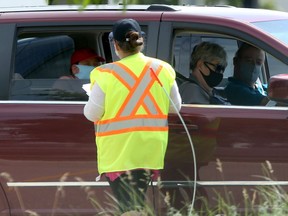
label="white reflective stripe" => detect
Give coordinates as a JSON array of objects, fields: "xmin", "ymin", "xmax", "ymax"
[
  {"xmin": 101, "ymin": 64, "xmax": 135, "ymax": 87},
  {"xmin": 96, "ymin": 61, "xmax": 165, "ymax": 134},
  {"xmin": 121, "ymin": 70, "xmax": 152, "ymax": 116},
  {"xmin": 7, "ymin": 181, "xmax": 157, "ymax": 187},
  {"xmin": 7, "ymin": 181, "xmax": 110, "ymax": 187},
  {"xmin": 7, "ymin": 181, "xmax": 288, "ymax": 188},
  {"xmin": 119, "ymin": 61, "xmax": 161, "ymax": 117},
  {"xmin": 101, "ymin": 61, "xmax": 161, "ymax": 116},
  {"xmin": 177, "ymin": 181, "xmax": 288, "ymax": 186},
  {"xmin": 144, "ymin": 96, "xmax": 157, "ymax": 114},
  {"xmin": 97, "ymin": 118, "xmax": 168, "ymax": 133}
]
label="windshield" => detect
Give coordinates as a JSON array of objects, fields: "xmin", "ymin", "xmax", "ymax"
[{"xmin": 253, "ymin": 20, "xmax": 288, "ymax": 46}]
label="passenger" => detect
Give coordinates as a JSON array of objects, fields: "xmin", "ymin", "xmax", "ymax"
[
  {"xmin": 225, "ymin": 43, "xmax": 269, "ymax": 105},
  {"xmin": 60, "ymin": 48, "xmax": 105, "ymax": 79},
  {"xmin": 51, "ymin": 49, "xmax": 105, "ymax": 100},
  {"xmin": 83, "ymin": 18, "xmax": 181, "ymax": 215},
  {"xmin": 179, "ymin": 41, "xmax": 228, "ymax": 104}
]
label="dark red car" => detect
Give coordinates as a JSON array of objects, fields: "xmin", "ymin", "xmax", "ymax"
[{"xmin": 0, "ymin": 4, "xmax": 287, "ymax": 215}]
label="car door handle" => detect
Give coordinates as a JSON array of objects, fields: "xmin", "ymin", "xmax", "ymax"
[
  {"xmin": 186, "ymin": 124, "xmax": 199, "ymax": 130},
  {"xmin": 169, "ymin": 123, "xmax": 199, "ymax": 131}
]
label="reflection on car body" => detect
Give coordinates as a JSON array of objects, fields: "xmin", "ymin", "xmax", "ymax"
[{"xmin": 0, "ymin": 3, "xmax": 288, "ymax": 215}]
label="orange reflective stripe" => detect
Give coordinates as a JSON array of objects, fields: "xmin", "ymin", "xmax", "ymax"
[
  {"xmin": 116, "ymin": 61, "xmax": 164, "ymax": 117},
  {"xmin": 95, "ymin": 116, "xmax": 168, "ymax": 136},
  {"xmin": 130, "ymin": 61, "xmax": 154, "ymax": 115},
  {"xmin": 96, "ymin": 126, "xmax": 168, "ymax": 137},
  {"xmin": 147, "ymin": 91, "xmax": 162, "ymax": 115},
  {"xmin": 139, "ymin": 64, "xmax": 163, "ymax": 115},
  {"xmin": 98, "ymin": 66, "xmax": 131, "ymax": 90},
  {"xmin": 116, "ymin": 60, "xmax": 152, "ymax": 117},
  {"xmin": 98, "ymin": 114, "xmax": 168, "ymax": 124},
  {"xmin": 114, "ymin": 62, "xmax": 138, "ymax": 81},
  {"xmin": 95, "ymin": 59, "xmax": 169, "ymax": 136}
]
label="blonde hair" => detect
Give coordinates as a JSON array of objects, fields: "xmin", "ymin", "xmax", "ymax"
[{"xmin": 190, "ymin": 41, "xmax": 227, "ymax": 70}]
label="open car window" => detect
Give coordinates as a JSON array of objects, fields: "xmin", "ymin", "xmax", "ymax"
[
  {"xmin": 173, "ymin": 32, "xmax": 288, "ymax": 106},
  {"xmin": 10, "ymin": 30, "xmax": 112, "ymax": 101}
]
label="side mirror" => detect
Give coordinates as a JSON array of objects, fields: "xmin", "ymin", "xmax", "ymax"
[{"xmin": 268, "ymin": 74, "xmax": 288, "ymax": 104}]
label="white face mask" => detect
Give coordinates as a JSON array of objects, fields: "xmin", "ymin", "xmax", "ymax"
[
  {"xmin": 75, "ymin": 65, "xmax": 95, "ymax": 79},
  {"xmin": 239, "ymin": 62, "xmax": 261, "ymax": 84}
]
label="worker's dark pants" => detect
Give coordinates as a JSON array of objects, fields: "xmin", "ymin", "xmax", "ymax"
[{"xmin": 107, "ymin": 170, "xmax": 152, "ymax": 213}]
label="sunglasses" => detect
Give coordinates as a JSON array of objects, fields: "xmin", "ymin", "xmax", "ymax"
[{"xmin": 204, "ymin": 61, "xmax": 226, "ymax": 74}]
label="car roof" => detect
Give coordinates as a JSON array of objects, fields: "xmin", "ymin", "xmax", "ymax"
[
  {"xmin": 176, "ymin": 6, "xmax": 288, "ymax": 22},
  {"xmin": 1, "ymin": 4, "xmax": 288, "ymax": 23}
]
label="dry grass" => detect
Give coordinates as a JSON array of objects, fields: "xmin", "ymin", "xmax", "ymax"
[{"xmin": 1, "ymin": 160, "xmax": 288, "ymax": 215}]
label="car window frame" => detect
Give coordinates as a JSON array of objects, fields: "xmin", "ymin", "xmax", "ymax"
[
  {"xmin": 158, "ymin": 20, "xmax": 288, "ymax": 107},
  {"xmin": 11, "ymin": 26, "xmax": 113, "ymax": 101},
  {"xmin": 0, "ymin": 23, "xmax": 16, "ymax": 100}
]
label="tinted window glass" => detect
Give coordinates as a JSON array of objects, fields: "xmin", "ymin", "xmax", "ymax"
[
  {"xmin": 173, "ymin": 33, "xmax": 238, "ymax": 85},
  {"xmin": 16, "ymin": 36, "xmax": 74, "ymax": 79},
  {"xmin": 266, "ymin": 53, "xmax": 288, "ymax": 78},
  {"xmin": 10, "ymin": 32, "xmax": 110, "ymax": 101}
]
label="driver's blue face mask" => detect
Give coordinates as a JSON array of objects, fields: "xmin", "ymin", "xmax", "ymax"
[{"xmin": 75, "ymin": 65, "xmax": 95, "ymax": 79}]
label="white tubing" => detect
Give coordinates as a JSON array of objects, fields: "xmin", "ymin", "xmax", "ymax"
[{"xmin": 150, "ymin": 68, "xmax": 197, "ymax": 215}]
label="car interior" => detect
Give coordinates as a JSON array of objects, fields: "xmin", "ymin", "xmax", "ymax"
[
  {"xmin": 172, "ymin": 31, "xmax": 285, "ymax": 105},
  {"xmin": 10, "ymin": 30, "xmax": 112, "ymax": 101},
  {"xmin": 9, "ymin": 28, "xmax": 286, "ymax": 106}
]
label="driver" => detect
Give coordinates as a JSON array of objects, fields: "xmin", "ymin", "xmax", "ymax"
[{"xmin": 225, "ymin": 43, "xmax": 269, "ymax": 106}]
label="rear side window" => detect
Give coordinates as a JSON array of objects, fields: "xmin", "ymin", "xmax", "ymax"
[
  {"xmin": 16, "ymin": 36, "xmax": 74, "ymax": 79},
  {"xmin": 10, "ymin": 30, "xmax": 111, "ymax": 101}
]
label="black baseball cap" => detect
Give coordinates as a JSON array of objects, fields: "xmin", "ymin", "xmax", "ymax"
[{"xmin": 112, "ymin": 18, "xmax": 142, "ymax": 42}]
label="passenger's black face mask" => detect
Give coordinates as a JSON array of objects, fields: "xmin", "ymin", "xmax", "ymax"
[
  {"xmin": 201, "ymin": 61, "xmax": 225, "ymax": 87},
  {"xmin": 201, "ymin": 71, "xmax": 223, "ymax": 87}
]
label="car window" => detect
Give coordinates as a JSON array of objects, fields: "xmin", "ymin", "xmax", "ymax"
[
  {"xmin": 253, "ymin": 20, "xmax": 288, "ymax": 46},
  {"xmin": 173, "ymin": 31, "xmax": 288, "ymax": 84},
  {"xmin": 15, "ymin": 36, "xmax": 74, "ymax": 79},
  {"xmin": 266, "ymin": 53, "xmax": 287, "ymax": 78},
  {"xmin": 173, "ymin": 33, "xmax": 238, "ymax": 86},
  {"xmin": 172, "ymin": 32, "xmax": 288, "ymax": 106},
  {"xmin": 10, "ymin": 31, "xmax": 112, "ymax": 101}
]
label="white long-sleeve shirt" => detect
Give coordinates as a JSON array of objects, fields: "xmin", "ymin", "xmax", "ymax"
[{"xmin": 84, "ymin": 80, "xmax": 182, "ymax": 122}]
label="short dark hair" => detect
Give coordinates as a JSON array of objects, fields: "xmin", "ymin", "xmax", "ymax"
[{"xmin": 235, "ymin": 42, "xmax": 260, "ymax": 59}]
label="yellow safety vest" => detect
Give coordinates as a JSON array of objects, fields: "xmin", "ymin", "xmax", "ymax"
[{"xmin": 90, "ymin": 53, "xmax": 175, "ymax": 174}]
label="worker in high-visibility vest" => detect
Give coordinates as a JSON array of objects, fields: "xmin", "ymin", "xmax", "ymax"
[{"xmin": 84, "ymin": 18, "xmax": 182, "ymax": 215}]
